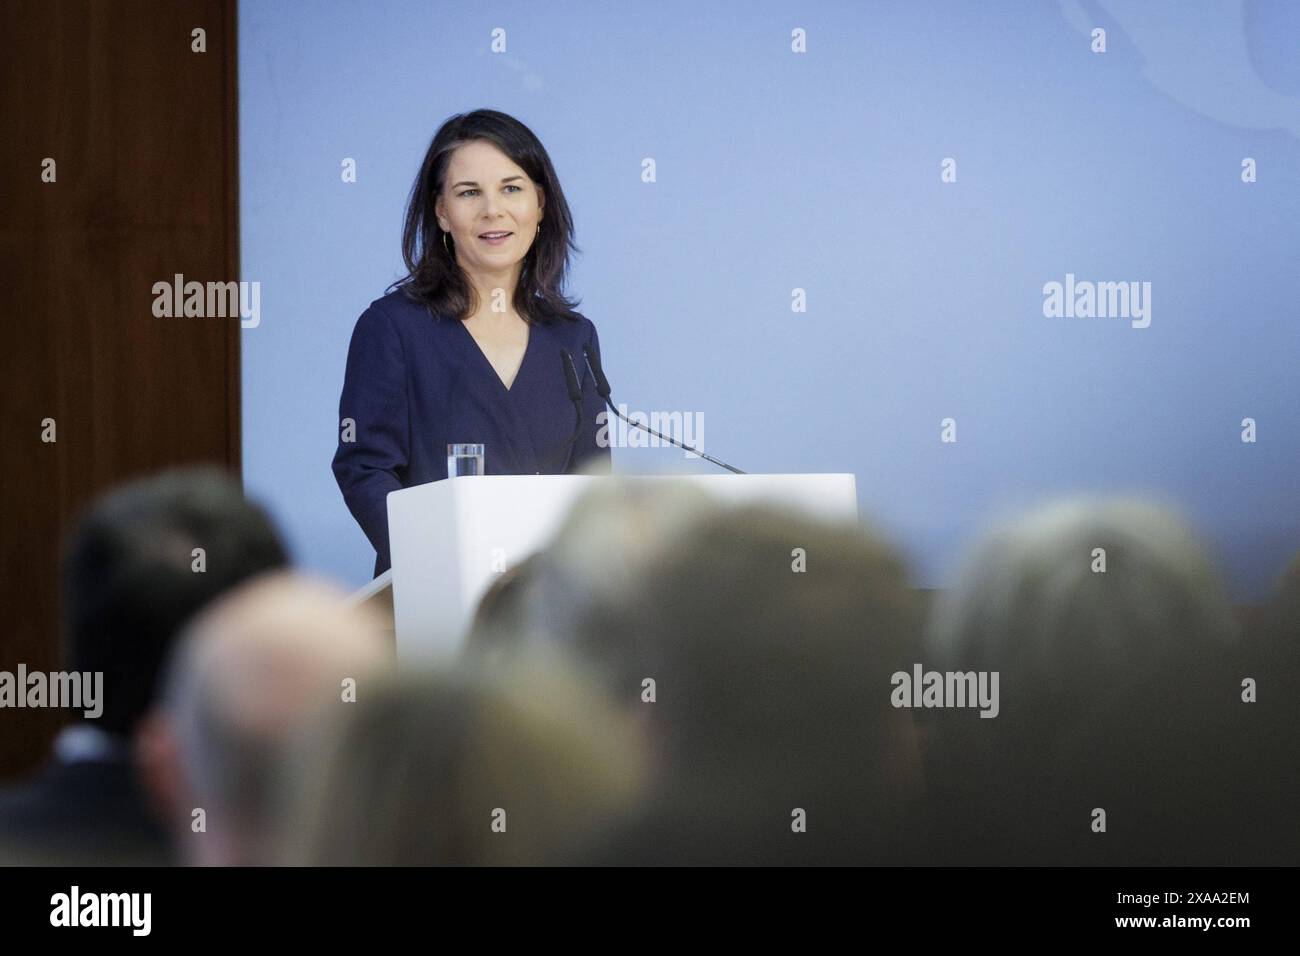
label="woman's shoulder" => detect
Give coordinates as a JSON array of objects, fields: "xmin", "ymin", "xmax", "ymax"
[
  {"xmin": 547, "ymin": 308, "xmax": 600, "ymax": 347},
  {"xmin": 352, "ymin": 289, "xmax": 455, "ymax": 342},
  {"xmin": 365, "ymin": 287, "xmax": 444, "ymax": 323}
]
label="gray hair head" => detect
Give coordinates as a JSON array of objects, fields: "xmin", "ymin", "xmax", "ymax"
[
  {"xmin": 928, "ymin": 497, "xmax": 1236, "ymax": 680},
  {"xmin": 159, "ymin": 572, "xmax": 390, "ymax": 863}
]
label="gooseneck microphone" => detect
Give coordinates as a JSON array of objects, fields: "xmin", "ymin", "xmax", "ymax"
[
  {"xmin": 553, "ymin": 348, "xmax": 584, "ymax": 473},
  {"xmin": 581, "ymin": 342, "xmax": 746, "ymax": 475}
]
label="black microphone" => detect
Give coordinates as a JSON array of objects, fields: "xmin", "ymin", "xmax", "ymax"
[
  {"xmin": 581, "ymin": 342, "xmax": 746, "ymax": 475},
  {"xmin": 551, "ymin": 348, "xmax": 584, "ymax": 473}
]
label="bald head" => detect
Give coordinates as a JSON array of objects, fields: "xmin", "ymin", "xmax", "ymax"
[{"xmin": 147, "ymin": 572, "xmax": 390, "ymax": 864}]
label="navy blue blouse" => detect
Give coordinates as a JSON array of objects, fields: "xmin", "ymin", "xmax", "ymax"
[{"xmin": 332, "ymin": 289, "xmax": 611, "ymax": 576}]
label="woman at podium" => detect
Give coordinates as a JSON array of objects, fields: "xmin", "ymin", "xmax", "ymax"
[{"xmin": 332, "ymin": 110, "xmax": 610, "ymax": 577}]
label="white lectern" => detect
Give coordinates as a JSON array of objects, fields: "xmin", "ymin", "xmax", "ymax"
[{"xmin": 370, "ymin": 474, "xmax": 857, "ymax": 660}]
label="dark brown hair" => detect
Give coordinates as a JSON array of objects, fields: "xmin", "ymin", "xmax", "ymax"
[{"xmin": 391, "ymin": 109, "xmax": 582, "ymax": 325}]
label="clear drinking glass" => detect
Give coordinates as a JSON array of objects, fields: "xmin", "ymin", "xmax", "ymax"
[{"xmin": 447, "ymin": 443, "xmax": 485, "ymax": 478}]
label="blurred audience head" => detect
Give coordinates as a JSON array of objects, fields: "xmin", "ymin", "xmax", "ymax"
[
  {"xmin": 466, "ymin": 478, "xmax": 716, "ymax": 657},
  {"xmin": 281, "ymin": 650, "xmax": 645, "ymax": 866},
  {"xmin": 61, "ymin": 465, "xmax": 289, "ymax": 737},
  {"xmin": 1252, "ymin": 550, "xmax": 1300, "ymax": 859},
  {"xmin": 923, "ymin": 497, "xmax": 1241, "ymax": 863},
  {"xmin": 139, "ymin": 572, "xmax": 390, "ymax": 866},
  {"xmin": 465, "ymin": 552, "xmax": 542, "ymax": 660},
  {"xmin": 928, "ymin": 497, "xmax": 1237, "ymax": 685},
  {"xmin": 564, "ymin": 499, "xmax": 925, "ymax": 864},
  {"xmin": 1268, "ymin": 550, "xmax": 1300, "ymax": 660}
]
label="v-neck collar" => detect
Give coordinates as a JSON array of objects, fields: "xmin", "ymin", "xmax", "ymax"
[{"xmin": 455, "ymin": 316, "xmax": 535, "ymax": 394}]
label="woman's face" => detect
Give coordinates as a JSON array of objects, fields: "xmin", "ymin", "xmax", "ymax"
[{"xmin": 436, "ymin": 140, "xmax": 545, "ymax": 281}]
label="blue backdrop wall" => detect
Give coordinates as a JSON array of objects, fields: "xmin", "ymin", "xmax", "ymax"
[{"xmin": 239, "ymin": 0, "xmax": 1300, "ymax": 600}]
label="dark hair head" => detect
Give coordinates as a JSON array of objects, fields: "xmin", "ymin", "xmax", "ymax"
[
  {"xmin": 464, "ymin": 552, "xmax": 542, "ymax": 656},
  {"xmin": 62, "ymin": 465, "xmax": 289, "ymax": 736},
  {"xmin": 568, "ymin": 503, "xmax": 925, "ymax": 863},
  {"xmin": 393, "ymin": 109, "xmax": 582, "ymax": 325}
]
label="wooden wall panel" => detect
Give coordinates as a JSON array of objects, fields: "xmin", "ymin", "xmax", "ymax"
[{"xmin": 0, "ymin": 0, "xmax": 239, "ymax": 778}]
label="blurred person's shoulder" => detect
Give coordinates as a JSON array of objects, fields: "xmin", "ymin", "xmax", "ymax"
[{"xmin": 0, "ymin": 759, "xmax": 173, "ymax": 866}]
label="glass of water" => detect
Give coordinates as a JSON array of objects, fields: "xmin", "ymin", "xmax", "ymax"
[{"xmin": 447, "ymin": 443, "xmax": 485, "ymax": 478}]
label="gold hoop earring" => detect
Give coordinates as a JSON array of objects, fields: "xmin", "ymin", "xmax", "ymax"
[{"xmin": 442, "ymin": 230, "xmax": 452, "ymax": 255}]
